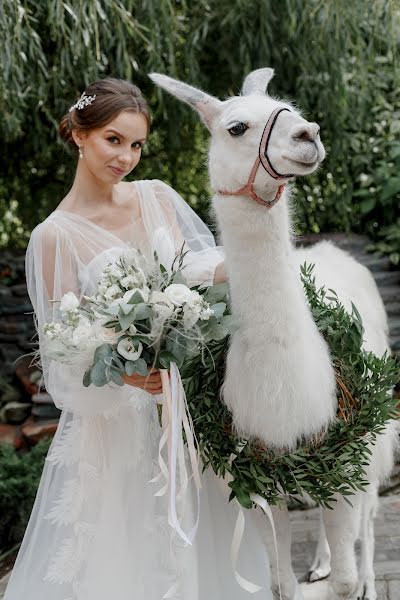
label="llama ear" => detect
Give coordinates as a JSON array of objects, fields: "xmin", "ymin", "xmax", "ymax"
[
  {"xmin": 149, "ymin": 73, "xmax": 222, "ymax": 130},
  {"xmin": 242, "ymin": 68, "xmax": 275, "ymax": 96}
]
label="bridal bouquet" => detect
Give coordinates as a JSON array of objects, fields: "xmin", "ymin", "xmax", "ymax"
[
  {"xmin": 43, "ymin": 246, "xmax": 234, "ymax": 387},
  {"xmin": 42, "ymin": 246, "xmax": 235, "ymax": 546}
]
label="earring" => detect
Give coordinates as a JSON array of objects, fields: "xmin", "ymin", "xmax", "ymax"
[{"xmin": 78, "ymin": 145, "xmax": 83, "ymax": 159}]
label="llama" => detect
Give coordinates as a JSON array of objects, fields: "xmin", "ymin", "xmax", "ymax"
[{"xmin": 150, "ymin": 69, "xmax": 398, "ymax": 600}]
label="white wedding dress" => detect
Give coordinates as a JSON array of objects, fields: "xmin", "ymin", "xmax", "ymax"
[{"xmin": 4, "ymin": 180, "xmax": 272, "ymax": 600}]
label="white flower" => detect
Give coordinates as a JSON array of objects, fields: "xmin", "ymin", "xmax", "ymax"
[
  {"xmin": 164, "ymin": 284, "xmax": 198, "ymax": 307},
  {"xmin": 71, "ymin": 319, "xmax": 92, "ymax": 346},
  {"xmin": 182, "ymin": 303, "xmax": 202, "ymax": 329},
  {"xmin": 43, "ymin": 322, "xmax": 64, "ymax": 339},
  {"xmin": 199, "ymin": 306, "xmax": 215, "ymax": 320},
  {"xmin": 128, "ymin": 324, "xmax": 137, "ymax": 335},
  {"xmin": 104, "ymin": 284, "xmax": 122, "ymax": 301},
  {"xmin": 149, "ymin": 291, "xmax": 174, "ymax": 319},
  {"xmin": 108, "ymin": 264, "xmax": 124, "ymax": 279},
  {"xmin": 60, "ymin": 292, "xmax": 79, "ymax": 312},
  {"xmin": 117, "ymin": 338, "xmax": 143, "ymax": 361},
  {"xmin": 123, "ymin": 247, "xmax": 142, "ymax": 266}
]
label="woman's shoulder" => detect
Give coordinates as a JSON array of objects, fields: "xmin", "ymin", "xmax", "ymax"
[{"xmin": 29, "ymin": 211, "xmax": 70, "ymax": 249}]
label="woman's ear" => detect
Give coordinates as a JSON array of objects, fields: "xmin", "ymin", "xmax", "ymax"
[{"xmin": 71, "ymin": 129, "xmax": 87, "ymax": 148}]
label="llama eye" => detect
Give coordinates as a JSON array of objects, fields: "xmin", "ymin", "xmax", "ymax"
[{"xmin": 228, "ymin": 122, "xmax": 248, "ymax": 137}]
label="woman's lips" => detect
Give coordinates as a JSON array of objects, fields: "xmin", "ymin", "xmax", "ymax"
[{"xmin": 110, "ymin": 166, "xmax": 125, "ymax": 176}]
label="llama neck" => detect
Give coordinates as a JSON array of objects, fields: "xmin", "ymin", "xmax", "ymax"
[
  {"xmin": 214, "ymin": 191, "xmax": 300, "ymax": 328},
  {"xmin": 214, "ymin": 189, "xmax": 337, "ymax": 448}
]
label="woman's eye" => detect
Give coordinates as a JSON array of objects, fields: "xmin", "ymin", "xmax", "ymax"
[
  {"xmin": 228, "ymin": 122, "xmax": 248, "ymax": 137},
  {"xmin": 108, "ymin": 136, "xmax": 119, "ymax": 144},
  {"xmin": 132, "ymin": 142, "xmax": 143, "ymax": 149}
]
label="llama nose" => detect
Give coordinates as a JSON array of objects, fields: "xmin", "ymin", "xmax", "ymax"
[{"xmin": 291, "ymin": 123, "xmax": 320, "ymax": 143}]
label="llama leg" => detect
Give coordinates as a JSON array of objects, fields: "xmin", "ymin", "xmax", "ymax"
[
  {"xmin": 252, "ymin": 504, "xmax": 304, "ymax": 600},
  {"xmin": 355, "ymin": 486, "xmax": 378, "ymax": 600},
  {"xmin": 322, "ymin": 493, "xmax": 362, "ymax": 599},
  {"xmin": 307, "ymin": 509, "xmax": 331, "ymax": 582}
]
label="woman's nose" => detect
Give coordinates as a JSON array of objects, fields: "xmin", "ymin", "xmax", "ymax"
[{"xmin": 118, "ymin": 150, "xmax": 132, "ymax": 164}]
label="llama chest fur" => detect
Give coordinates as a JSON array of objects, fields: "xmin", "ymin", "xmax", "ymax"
[{"xmin": 213, "ymin": 195, "xmax": 337, "ymax": 449}]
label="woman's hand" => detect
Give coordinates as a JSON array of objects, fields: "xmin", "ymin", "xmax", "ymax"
[
  {"xmin": 213, "ymin": 261, "xmax": 227, "ymax": 284},
  {"xmin": 123, "ymin": 368, "xmax": 163, "ymax": 395}
]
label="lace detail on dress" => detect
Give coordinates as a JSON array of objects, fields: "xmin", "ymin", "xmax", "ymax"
[
  {"xmin": 43, "ymin": 413, "xmax": 104, "ymax": 589},
  {"xmin": 46, "ymin": 416, "xmax": 83, "ymax": 468},
  {"xmin": 42, "ymin": 402, "xmax": 162, "ymax": 594}
]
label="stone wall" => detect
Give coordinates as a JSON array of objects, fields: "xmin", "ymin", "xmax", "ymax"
[{"xmin": 0, "ymin": 251, "xmax": 35, "ymax": 380}]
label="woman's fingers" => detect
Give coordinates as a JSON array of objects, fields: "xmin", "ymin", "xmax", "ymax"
[{"xmin": 122, "ymin": 369, "xmax": 163, "ymax": 394}]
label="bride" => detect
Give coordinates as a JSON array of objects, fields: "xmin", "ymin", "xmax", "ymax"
[{"xmin": 3, "ymin": 77, "xmax": 272, "ymax": 599}]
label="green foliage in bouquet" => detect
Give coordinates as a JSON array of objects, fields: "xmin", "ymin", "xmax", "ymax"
[{"xmin": 181, "ymin": 264, "xmax": 400, "ymax": 509}]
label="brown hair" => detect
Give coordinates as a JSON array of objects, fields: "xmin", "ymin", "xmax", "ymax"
[{"xmin": 59, "ymin": 78, "xmax": 151, "ymax": 150}]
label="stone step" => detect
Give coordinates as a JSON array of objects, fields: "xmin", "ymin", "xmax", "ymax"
[
  {"xmin": 388, "ymin": 317, "xmax": 400, "ymax": 337},
  {"xmin": 372, "ymin": 270, "xmax": 400, "ymax": 287},
  {"xmin": 386, "ymin": 301, "xmax": 400, "ymax": 317},
  {"xmin": 380, "ymin": 286, "xmax": 400, "ymax": 304},
  {"xmin": 358, "ymin": 254, "xmax": 394, "ymax": 273}
]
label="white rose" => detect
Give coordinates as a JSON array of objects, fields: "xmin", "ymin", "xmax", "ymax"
[
  {"xmin": 164, "ymin": 284, "xmax": 196, "ymax": 307},
  {"xmin": 60, "ymin": 292, "xmax": 79, "ymax": 312},
  {"xmin": 117, "ymin": 338, "xmax": 143, "ymax": 361},
  {"xmin": 150, "ymin": 291, "xmax": 174, "ymax": 319}
]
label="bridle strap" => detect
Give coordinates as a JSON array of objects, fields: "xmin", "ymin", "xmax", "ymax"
[
  {"xmin": 259, "ymin": 108, "xmax": 294, "ymax": 179},
  {"xmin": 218, "ymin": 106, "xmax": 293, "ymax": 209}
]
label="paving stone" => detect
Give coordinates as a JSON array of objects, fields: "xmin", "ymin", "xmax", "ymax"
[
  {"xmin": 375, "ymin": 579, "xmax": 388, "ymax": 599},
  {"xmin": 388, "ymin": 579, "xmax": 400, "ymax": 599},
  {"xmin": 290, "ymin": 496, "xmax": 400, "ymax": 588}
]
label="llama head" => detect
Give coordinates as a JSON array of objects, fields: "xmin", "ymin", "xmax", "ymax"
[{"xmin": 149, "ymin": 69, "xmax": 325, "ymax": 199}]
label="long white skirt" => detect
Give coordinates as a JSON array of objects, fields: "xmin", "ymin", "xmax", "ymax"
[{"xmin": 4, "ymin": 381, "xmax": 272, "ymax": 600}]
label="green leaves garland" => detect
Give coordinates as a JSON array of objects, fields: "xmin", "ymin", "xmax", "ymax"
[{"xmin": 181, "ymin": 264, "xmax": 400, "ymax": 509}]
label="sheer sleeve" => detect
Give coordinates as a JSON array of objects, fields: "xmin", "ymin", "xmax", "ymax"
[
  {"xmin": 26, "ymin": 221, "xmax": 81, "ymax": 385},
  {"xmin": 137, "ymin": 179, "xmax": 225, "ymax": 287},
  {"xmin": 26, "ymin": 220, "xmax": 127, "ymax": 416}
]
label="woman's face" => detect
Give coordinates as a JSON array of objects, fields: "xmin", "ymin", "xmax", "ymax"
[{"xmin": 73, "ymin": 110, "xmax": 148, "ymax": 183}]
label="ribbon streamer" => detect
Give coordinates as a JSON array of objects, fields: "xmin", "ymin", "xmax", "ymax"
[
  {"xmin": 150, "ymin": 363, "xmax": 201, "ymax": 547},
  {"xmin": 231, "ymin": 493, "xmax": 282, "ymax": 599}
]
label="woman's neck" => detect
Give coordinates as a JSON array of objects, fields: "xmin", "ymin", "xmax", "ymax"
[{"xmin": 63, "ymin": 162, "xmax": 116, "ymax": 213}]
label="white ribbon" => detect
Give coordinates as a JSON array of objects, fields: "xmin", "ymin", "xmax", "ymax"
[
  {"xmin": 150, "ymin": 362, "xmax": 201, "ymax": 547},
  {"xmin": 231, "ymin": 492, "xmax": 282, "ymax": 599}
]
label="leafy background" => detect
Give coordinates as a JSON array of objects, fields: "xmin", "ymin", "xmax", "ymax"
[{"xmin": 1, "ymin": 0, "xmax": 400, "ymax": 263}]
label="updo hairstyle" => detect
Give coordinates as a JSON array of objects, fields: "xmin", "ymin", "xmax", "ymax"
[{"xmin": 59, "ymin": 78, "xmax": 151, "ymax": 151}]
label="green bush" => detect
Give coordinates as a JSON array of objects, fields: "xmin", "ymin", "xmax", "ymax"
[
  {"xmin": 1, "ymin": 1, "xmax": 399, "ymax": 249},
  {"xmin": 0, "ymin": 439, "xmax": 51, "ymax": 550}
]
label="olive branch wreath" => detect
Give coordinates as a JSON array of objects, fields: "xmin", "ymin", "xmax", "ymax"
[{"xmin": 180, "ymin": 263, "xmax": 400, "ymax": 509}]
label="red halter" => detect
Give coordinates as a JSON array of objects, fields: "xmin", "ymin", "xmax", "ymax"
[{"xmin": 218, "ymin": 107, "xmax": 294, "ymax": 209}]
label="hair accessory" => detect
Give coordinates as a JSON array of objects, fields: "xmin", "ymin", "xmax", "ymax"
[{"xmin": 69, "ymin": 92, "xmax": 96, "ymax": 112}]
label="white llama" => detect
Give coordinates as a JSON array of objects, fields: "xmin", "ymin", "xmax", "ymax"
[{"xmin": 150, "ymin": 69, "xmax": 398, "ymax": 600}]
